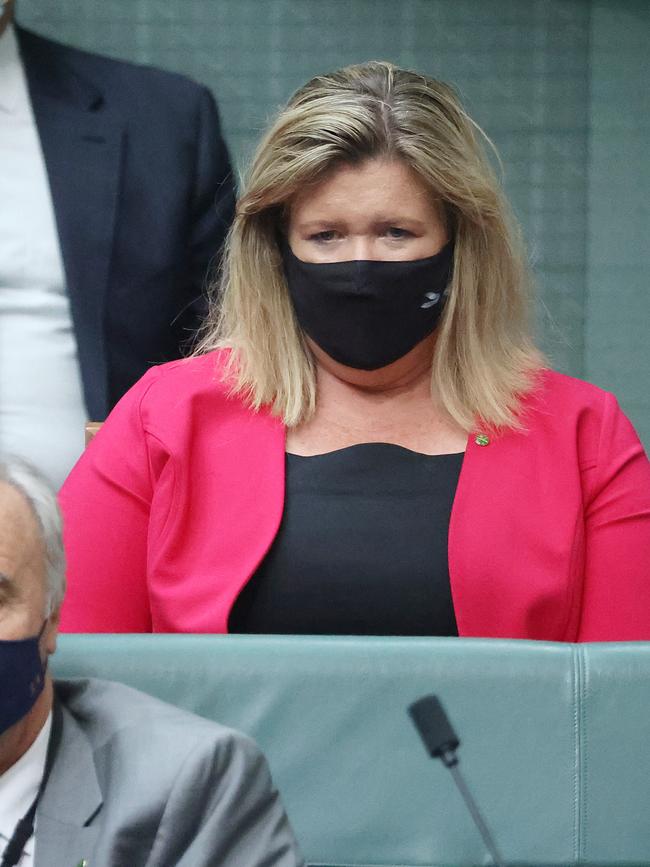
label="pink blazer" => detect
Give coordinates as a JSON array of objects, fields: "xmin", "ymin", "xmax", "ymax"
[{"xmin": 59, "ymin": 351, "xmax": 650, "ymax": 640}]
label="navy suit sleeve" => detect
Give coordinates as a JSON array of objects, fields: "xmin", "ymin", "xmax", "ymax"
[{"xmin": 183, "ymin": 86, "xmax": 236, "ymax": 336}]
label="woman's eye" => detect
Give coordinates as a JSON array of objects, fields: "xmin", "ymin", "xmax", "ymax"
[
  {"xmin": 309, "ymin": 230, "xmax": 339, "ymax": 243},
  {"xmin": 384, "ymin": 226, "xmax": 412, "ymax": 239}
]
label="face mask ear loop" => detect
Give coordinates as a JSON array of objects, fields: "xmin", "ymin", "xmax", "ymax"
[{"xmin": 35, "ymin": 618, "xmax": 51, "ymax": 675}]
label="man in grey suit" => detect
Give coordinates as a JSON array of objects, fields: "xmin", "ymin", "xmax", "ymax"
[{"xmin": 0, "ymin": 456, "xmax": 305, "ymax": 867}]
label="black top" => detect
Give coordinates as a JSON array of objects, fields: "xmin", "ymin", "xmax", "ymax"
[{"xmin": 229, "ymin": 443, "xmax": 463, "ymax": 636}]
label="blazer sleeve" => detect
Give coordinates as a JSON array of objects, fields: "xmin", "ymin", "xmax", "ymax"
[
  {"xmin": 577, "ymin": 394, "xmax": 650, "ymax": 640},
  {"xmin": 144, "ymin": 730, "xmax": 306, "ymax": 867},
  {"xmin": 58, "ymin": 368, "xmax": 169, "ymax": 632},
  {"xmin": 182, "ymin": 86, "xmax": 236, "ymax": 337}
]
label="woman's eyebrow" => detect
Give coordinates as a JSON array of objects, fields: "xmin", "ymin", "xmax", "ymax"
[
  {"xmin": 297, "ymin": 219, "xmax": 344, "ymax": 230},
  {"xmin": 374, "ymin": 216, "xmax": 428, "ymax": 228}
]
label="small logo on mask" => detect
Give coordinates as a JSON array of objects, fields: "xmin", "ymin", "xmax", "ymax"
[{"xmin": 421, "ymin": 292, "xmax": 440, "ymax": 309}]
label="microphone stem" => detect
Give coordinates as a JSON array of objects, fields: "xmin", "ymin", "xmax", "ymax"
[{"xmin": 448, "ymin": 763, "xmax": 506, "ymax": 867}]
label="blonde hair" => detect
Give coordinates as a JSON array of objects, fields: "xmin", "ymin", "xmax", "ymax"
[{"xmin": 198, "ymin": 61, "xmax": 544, "ymax": 430}]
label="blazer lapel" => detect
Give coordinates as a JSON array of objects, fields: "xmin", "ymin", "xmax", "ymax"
[
  {"xmin": 35, "ymin": 703, "xmax": 102, "ymax": 867},
  {"xmin": 17, "ymin": 27, "xmax": 123, "ymax": 420}
]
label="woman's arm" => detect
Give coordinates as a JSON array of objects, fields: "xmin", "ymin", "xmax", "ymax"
[
  {"xmin": 578, "ymin": 394, "xmax": 650, "ymax": 641},
  {"xmin": 58, "ymin": 368, "xmax": 169, "ymax": 632}
]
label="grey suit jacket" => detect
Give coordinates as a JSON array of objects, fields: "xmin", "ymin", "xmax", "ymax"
[{"xmin": 35, "ymin": 679, "xmax": 305, "ymax": 867}]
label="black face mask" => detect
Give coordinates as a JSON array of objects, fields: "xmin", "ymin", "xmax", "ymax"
[{"xmin": 282, "ymin": 240, "xmax": 454, "ymax": 370}]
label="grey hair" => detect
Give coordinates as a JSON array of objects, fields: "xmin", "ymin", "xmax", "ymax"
[{"xmin": 0, "ymin": 456, "xmax": 66, "ymax": 615}]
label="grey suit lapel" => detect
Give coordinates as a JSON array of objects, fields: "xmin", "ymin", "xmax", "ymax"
[
  {"xmin": 35, "ymin": 704, "xmax": 102, "ymax": 867},
  {"xmin": 16, "ymin": 27, "xmax": 123, "ymax": 420}
]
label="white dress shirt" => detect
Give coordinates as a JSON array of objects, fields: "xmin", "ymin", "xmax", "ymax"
[
  {"xmin": 0, "ymin": 24, "xmax": 87, "ymax": 489},
  {"xmin": 0, "ymin": 713, "xmax": 52, "ymax": 867}
]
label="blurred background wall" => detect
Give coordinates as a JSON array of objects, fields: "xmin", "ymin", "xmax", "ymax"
[{"xmin": 16, "ymin": 0, "xmax": 649, "ymax": 444}]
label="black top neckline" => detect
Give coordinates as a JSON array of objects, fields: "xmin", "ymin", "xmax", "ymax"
[{"xmin": 286, "ymin": 442, "xmax": 466, "ymax": 460}]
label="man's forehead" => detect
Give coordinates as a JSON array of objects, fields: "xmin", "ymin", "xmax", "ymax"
[{"xmin": 0, "ymin": 480, "xmax": 37, "ymax": 530}]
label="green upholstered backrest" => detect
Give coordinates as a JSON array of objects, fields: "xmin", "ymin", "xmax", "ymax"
[{"xmin": 53, "ymin": 636, "xmax": 650, "ymax": 866}]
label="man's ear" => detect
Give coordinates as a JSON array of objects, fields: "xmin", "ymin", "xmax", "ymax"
[{"xmin": 43, "ymin": 608, "xmax": 60, "ymax": 657}]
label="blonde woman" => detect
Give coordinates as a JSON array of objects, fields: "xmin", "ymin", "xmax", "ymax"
[{"xmin": 59, "ymin": 62, "xmax": 650, "ymax": 640}]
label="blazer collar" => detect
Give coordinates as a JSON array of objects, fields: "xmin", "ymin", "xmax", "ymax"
[
  {"xmin": 15, "ymin": 25, "xmax": 103, "ymax": 111},
  {"xmin": 35, "ymin": 699, "xmax": 102, "ymax": 867}
]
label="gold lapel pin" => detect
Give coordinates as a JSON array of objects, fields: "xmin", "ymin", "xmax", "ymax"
[{"xmin": 475, "ymin": 433, "xmax": 490, "ymax": 447}]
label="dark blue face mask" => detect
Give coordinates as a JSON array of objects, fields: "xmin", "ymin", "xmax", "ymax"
[{"xmin": 0, "ymin": 622, "xmax": 47, "ymax": 735}]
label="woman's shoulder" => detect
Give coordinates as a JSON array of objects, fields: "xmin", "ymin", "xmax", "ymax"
[
  {"xmin": 521, "ymin": 367, "xmax": 618, "ymax": 423},
  {"xmin": 127, "ymin": 349, "xmax": 253, "ymax": 418},
  {"xmin": 108, "ymin": 349, "xmax": 274, "ymax": 443},
  {"xmin": 133, "ymin": 350, "xmax": 233, "ymax": 403},
  {"xmin": 518, "ymin": 367, "xmax": 642, "ymax": 461},
  {"xmin": 529, "ymin": 367, "xmax": 611, "ymax": 406}
]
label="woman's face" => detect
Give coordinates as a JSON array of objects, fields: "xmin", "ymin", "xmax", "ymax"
[
  {"xmin": 287, "ymin": 157, "xmax": 448, "ymax": 263},
  {"xmin": 285, "ymin": 157, "xmax": 450, "ymax": 387}
]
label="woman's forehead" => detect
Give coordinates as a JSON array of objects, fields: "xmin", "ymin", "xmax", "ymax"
[{"xmin": 289, "ymin": 158, "xmax": 438, "ymax": 224}]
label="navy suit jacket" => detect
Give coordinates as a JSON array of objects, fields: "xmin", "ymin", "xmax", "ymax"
[{"xmin": 17, "ymin": 26, "xmax": 236, "ymax": 420}]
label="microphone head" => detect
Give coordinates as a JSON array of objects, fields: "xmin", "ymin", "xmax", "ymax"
[{"xmin": 408, "ymin": 694, "xmax": 460, "ymax": 759}]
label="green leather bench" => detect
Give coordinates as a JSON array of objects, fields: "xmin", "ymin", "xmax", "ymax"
[{"xmin": 54, "ymin": 636, "xmax": 650, "ymax": 866}]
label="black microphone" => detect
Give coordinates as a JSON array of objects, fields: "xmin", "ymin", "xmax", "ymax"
[{"xmin": 408, "ymin": 694, "xmax": 506, "ymax": 867}]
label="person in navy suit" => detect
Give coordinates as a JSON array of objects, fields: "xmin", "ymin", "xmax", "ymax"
[{"xmin": 0, "ymin": 1, "xmax": 235, "ymax": 485}]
